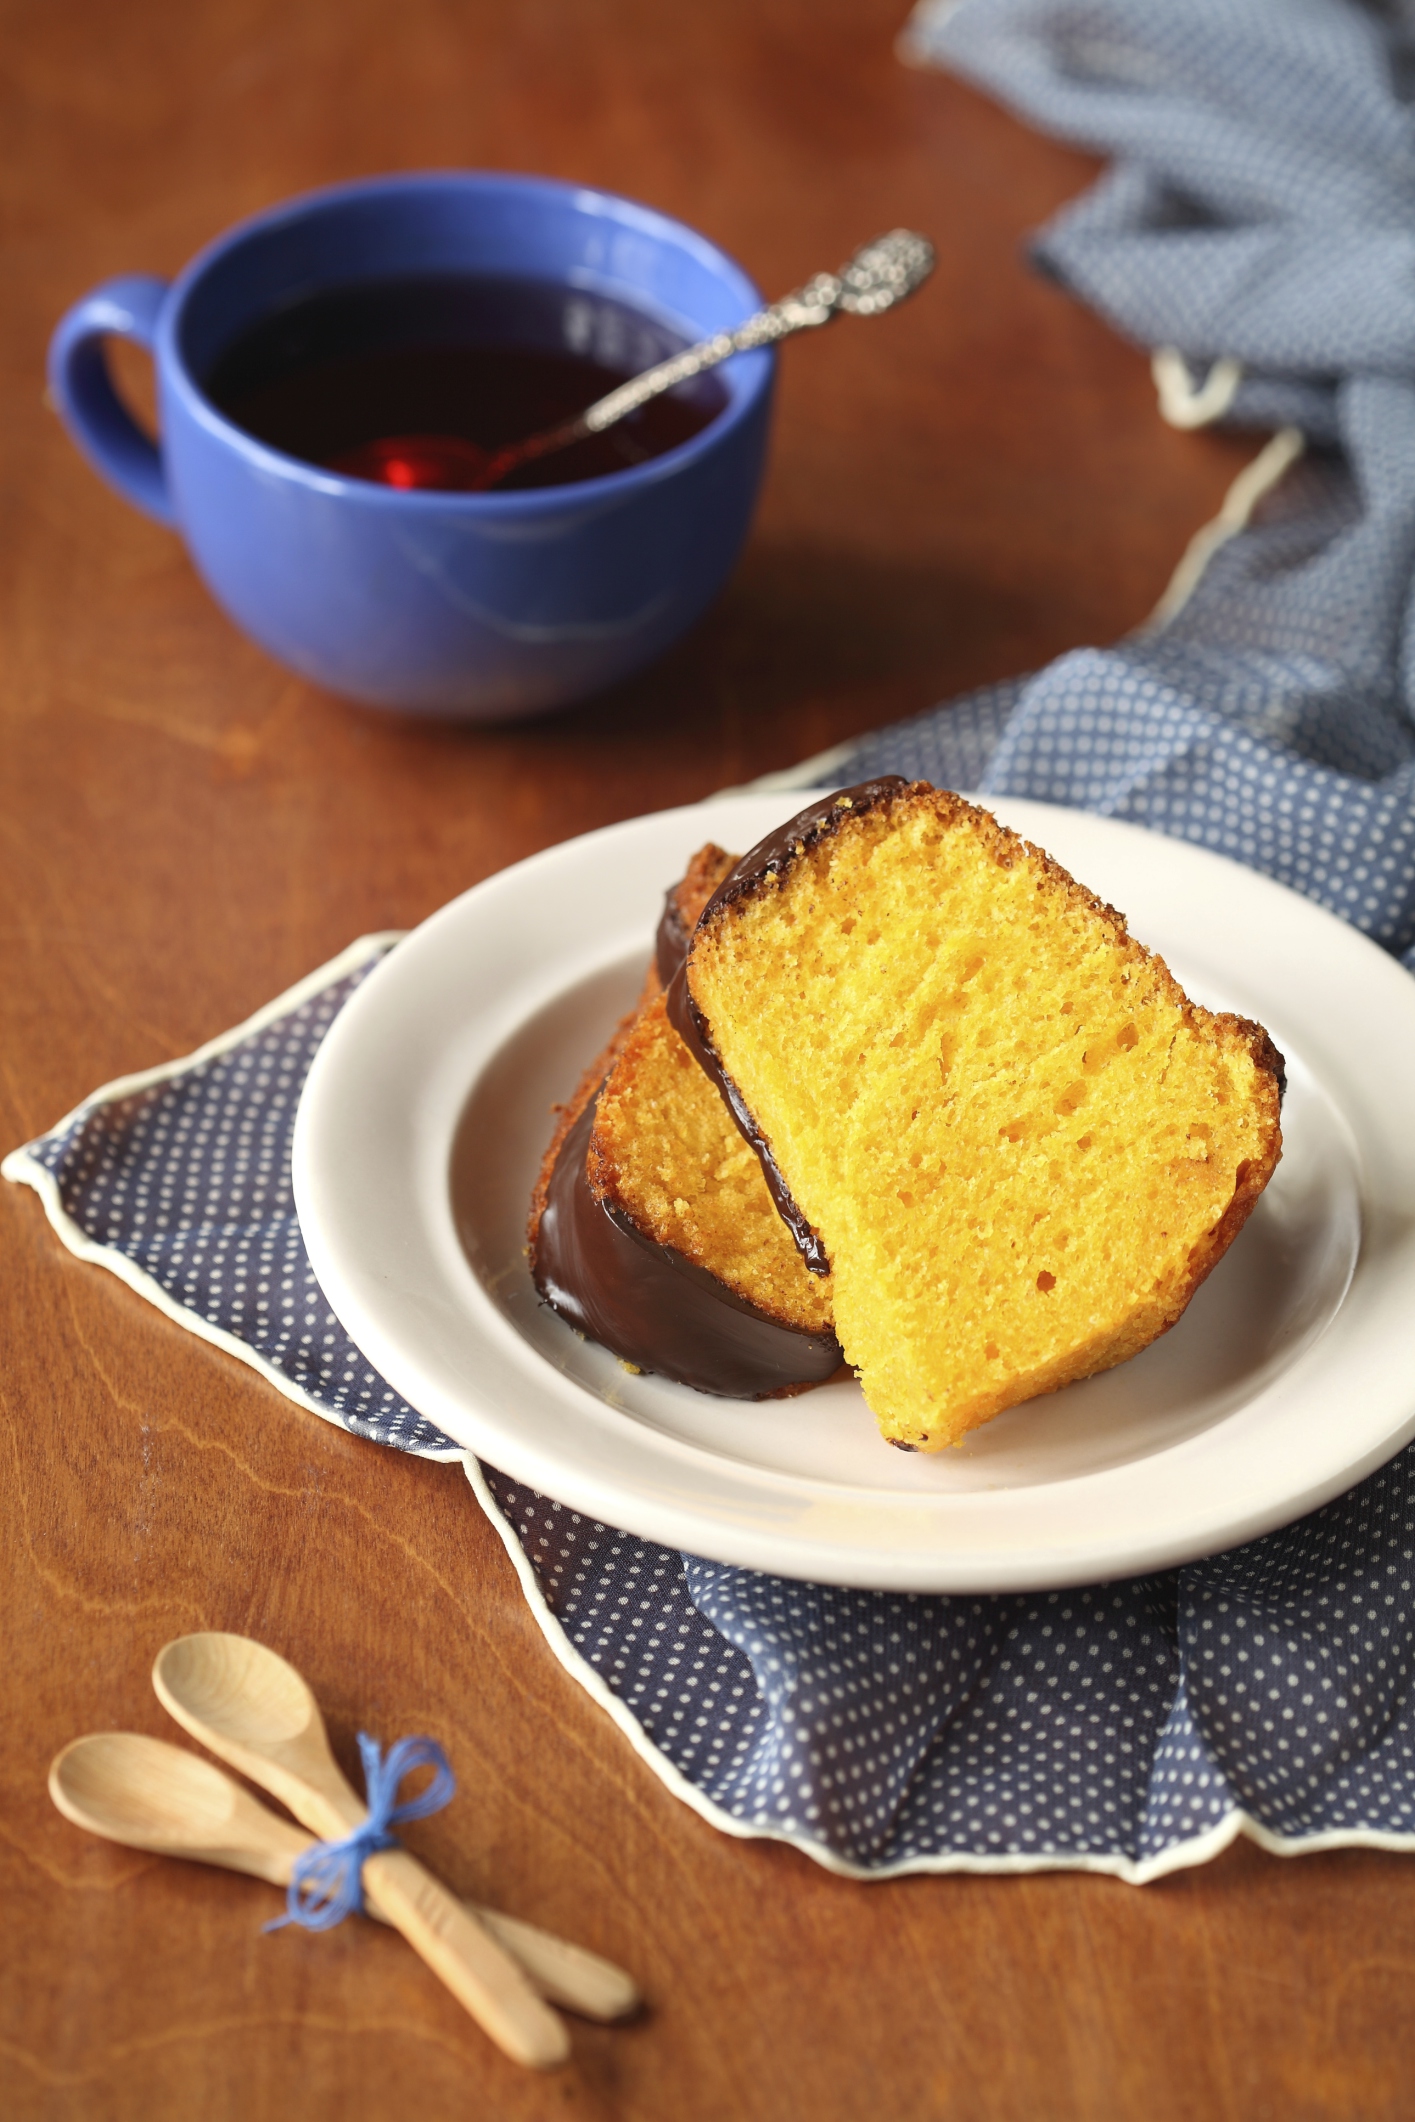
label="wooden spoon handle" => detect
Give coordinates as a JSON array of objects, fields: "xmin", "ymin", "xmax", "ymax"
[
  {"xmin": 241, "ymin": 1821, "xmax": 636, "ymax": 2021},
  {"xmin": 248, "ymin": 1839, "xmax": 636, "ymax": 2021},
  {"xmin": 361, "ymin": 1846, "xmax": 570, "ymax": 2069},
  {"xmin": 470, "ymin": 1907, "xmax": 639, "ymax": 2023}
]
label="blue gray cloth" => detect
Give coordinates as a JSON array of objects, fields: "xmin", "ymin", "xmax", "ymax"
[
  {"xmin": 6, "ymin": 959, "xmax": 456, "ymax": 1455},
  {"xmin": 11, "ymin": 952, "xmax": 1415, "ymax": 1875},
  {"xmin": 873, "ymin": 0, "xmax": 1415, "ymax": 966},
  {"xmin": 12, "ymin": 0, "xmax": 1415, "ymax": 1877}
]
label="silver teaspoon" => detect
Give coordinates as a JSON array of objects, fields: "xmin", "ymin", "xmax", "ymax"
[{"xmin": 470, "ymin": 227, "xmax": 935, "ymax": 491}]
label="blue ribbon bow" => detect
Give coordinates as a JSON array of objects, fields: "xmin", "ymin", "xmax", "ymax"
[{"xmin": 268, "ymin": 1731, "xmax": 456, "ymax": 1932}]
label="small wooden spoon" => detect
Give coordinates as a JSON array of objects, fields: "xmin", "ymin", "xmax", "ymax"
[
  {"xmin": 152, "ymin": 1634, "xmax": 571, "ymax": 2068},
  {"xmin": 49, "ymin": 1732, "xmax": 638, "ymax": 2023}
]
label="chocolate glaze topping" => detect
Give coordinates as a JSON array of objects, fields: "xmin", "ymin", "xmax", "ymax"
[
  {"xmin": 702, "ymin": 777, "xmax": 910, "ymax": 917},
  {"xmin": 666, "ymin": 777, "xmax": 910, "ymax": 1276},
  {"xmin": 655, "ymin": 880, "xmax": 694, "ymax": 990},
  {"xmin": 532, "ymin": 1093, "xmax": 844, "ymax": 1400}
]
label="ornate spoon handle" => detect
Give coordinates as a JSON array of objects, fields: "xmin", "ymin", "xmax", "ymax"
[{"xmin": 472, "ymin": 228, "xmax": 935, "ymax": 490}]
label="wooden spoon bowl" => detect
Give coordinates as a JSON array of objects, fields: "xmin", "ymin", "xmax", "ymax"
[{"xmin": 50, "ymin": 1731, "xmax": 307, "ymax": 1881}]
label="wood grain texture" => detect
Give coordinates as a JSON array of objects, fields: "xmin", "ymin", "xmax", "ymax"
[{"xmin": 4, "ymin": 1, "xmax": 1409, "ymax": 2116}]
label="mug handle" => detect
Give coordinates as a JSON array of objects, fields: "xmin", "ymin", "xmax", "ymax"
[{"xmin": 47, "ymin": 274, "xmax": 176, "ymax": 528}]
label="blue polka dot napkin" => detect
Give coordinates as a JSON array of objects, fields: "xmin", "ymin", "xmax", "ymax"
[
  {"xmin": 13, "ymin": 0, "xmax": 1415, "ymax": 1882},
  {"xmin": 8, "ymin": 932, "xmax": 1415, "ymax": 1882}
]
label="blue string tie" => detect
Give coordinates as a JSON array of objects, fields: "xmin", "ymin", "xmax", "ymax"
[{"xmin": 267, "ymin": 1731, "xmax": 456, "ymax": 1933}]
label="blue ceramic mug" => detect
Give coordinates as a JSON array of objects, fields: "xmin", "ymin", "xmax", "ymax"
[{"xmin": 48, "ymin": 173, "xmax": 773, "ymax": 719}]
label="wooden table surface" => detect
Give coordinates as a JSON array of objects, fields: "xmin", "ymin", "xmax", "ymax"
[{"xmin": 4, "ymin": 3, "xmax": 1409, "ymax": 2117}]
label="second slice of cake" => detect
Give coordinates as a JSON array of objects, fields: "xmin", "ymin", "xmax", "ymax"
[{"xmin": 529, "ymin": 843, "xmax": 842, "ymax": 1396}]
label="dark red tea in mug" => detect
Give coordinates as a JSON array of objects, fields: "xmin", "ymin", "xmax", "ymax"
[{"xmin": 204, "ymin": 273, "xmax": 728, "ymax": 493}]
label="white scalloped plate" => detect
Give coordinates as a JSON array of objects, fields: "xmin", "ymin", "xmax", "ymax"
[{"xmin": 292, "ymin": 794, "xmax": 1415, "ymax": 1591}]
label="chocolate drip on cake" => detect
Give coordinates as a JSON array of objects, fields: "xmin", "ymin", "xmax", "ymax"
[
  {"xmin": 704, "ymin": 778, "xmax": 910, "ymax": 914},
  {"xmin": 655, "ymin": 840, "xmax": 736, "ymax": 990},
  {"xmin": 665, "ymin": 778, "xmax": 909, "ymax": 1277},
  {"xmin": 655, "ymin": 883, "xmax": 693, "ymax": 989},
  {"xmin": 665, "ymin": 973, "xmax": 831, "ymax": 1275},
  {"xmin": 532, "ymin": 1095, "xmax": 844, "ymax": 1398}
]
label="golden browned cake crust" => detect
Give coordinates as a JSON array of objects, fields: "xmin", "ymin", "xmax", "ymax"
[
  {"xmin": 674, "ymin": 844, "xmax": 738, "ymax": 935},
  {"xmin": 526, "ymin": 844, "xmax": 738, "ymax": 1250},
  {"xmin": 678, "ymin": 780, "xmax": 1285, "ymax": 1449}
]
